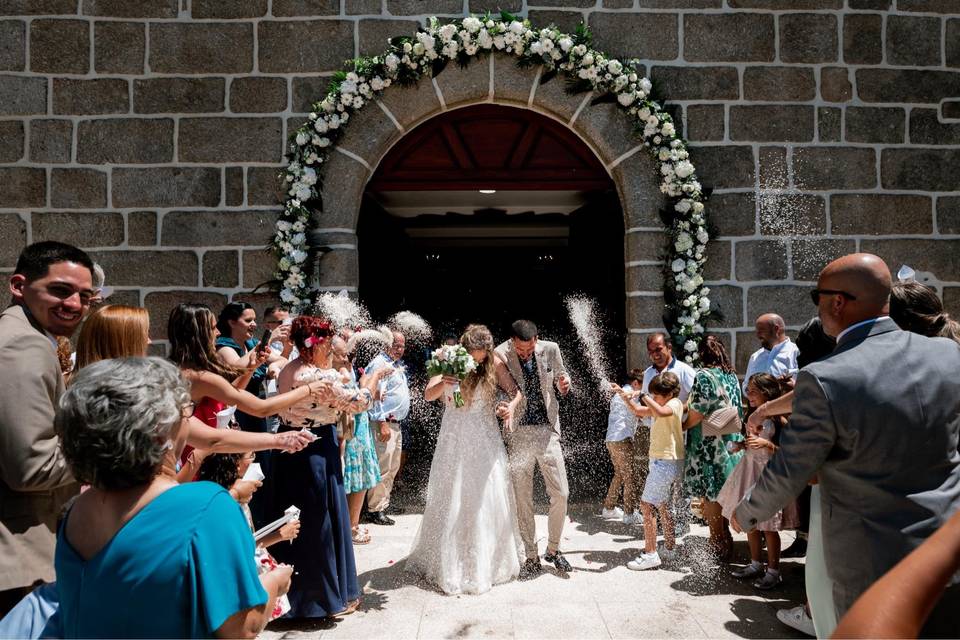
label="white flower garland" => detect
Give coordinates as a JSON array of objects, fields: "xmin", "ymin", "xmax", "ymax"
[{"xmin": 273, "ymin": 14, "xmax": 712, "ymax": 362}]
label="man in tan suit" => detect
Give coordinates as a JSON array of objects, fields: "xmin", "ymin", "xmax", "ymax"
[
  {"xmin": 0, "ymin": 241, "xmax": 95, "ymax": 615},
  {"xmin": 495, "ymin": 319, "xmax": 572, "ymax": 575}
]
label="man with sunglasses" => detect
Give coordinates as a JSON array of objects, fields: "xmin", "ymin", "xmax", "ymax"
[
  {"xmin": 732, "ymin": 253, "xmax": 960, "ymax": 636},
  {"xmin": 0, "ymin": 241, "xmax": 96, "ymax": 616}
]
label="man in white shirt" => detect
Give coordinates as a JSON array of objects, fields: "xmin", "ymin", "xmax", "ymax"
[
  {"xmin": 742, "ymin": 313, "xmax": 800, "ymax": 394},
  {"xmin": 363, "ymin": 330, "xmax": 410, "ymax": 526},
  {"xmin": 641, "ymin": 333, "xmax": 696, "ymax": 401}
]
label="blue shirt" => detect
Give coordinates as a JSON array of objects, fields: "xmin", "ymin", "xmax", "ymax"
[
  {"xmin": 55, "ymin": 482, "xmax": 267, "ymax": 638},
  {"xmin": 366, "ymin": 353, "xmax": 410, "ymax": 422}
]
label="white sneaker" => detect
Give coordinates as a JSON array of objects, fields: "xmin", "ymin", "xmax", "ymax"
[
  {"xmin": 622, "ymin": 510, "xmax": 643, "ymax": 525},
  {"xmin": 659, "ymin": 545, "xmax": 678, "ymax": 562},
  {"xmin": 776, "ymin": 605, "xmax": 815, "ymax": 637},
  {"xmin": 626, "ymin": 551, "xmax": 662, "ymax": 571},
  {"xmin": 601, "ymin": 506, "xmax": 624, "ymax": 520}
]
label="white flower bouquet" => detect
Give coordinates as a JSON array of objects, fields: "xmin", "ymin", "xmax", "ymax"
[{"xmin": 426, "ymin": 345, "xmax": 477, "ymax": 407}]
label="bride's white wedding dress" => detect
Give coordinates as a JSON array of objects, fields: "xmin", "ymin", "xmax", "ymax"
[{"xmin": 405, "ymin": 387, "xmax": 524, "ymax": 595}]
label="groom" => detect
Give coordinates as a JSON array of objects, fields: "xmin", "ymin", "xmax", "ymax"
[{"xmin": 496, "ymin": 319, "xmax": 573, "ymax": 575}]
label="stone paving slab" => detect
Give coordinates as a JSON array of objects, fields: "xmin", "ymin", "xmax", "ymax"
[{"xmin": 261, "ymin": 505, "xmax": 808, "ymax": 639}]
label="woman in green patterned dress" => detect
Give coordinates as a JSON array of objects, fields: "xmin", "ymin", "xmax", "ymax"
[{"xmin": 683, "ymin": 335, "xmax": 745, "ymax": 561}]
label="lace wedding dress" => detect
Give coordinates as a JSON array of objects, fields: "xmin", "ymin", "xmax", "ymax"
[{"xmin": 405, "ymin": 387, "xmax": 524, "ymax": 595}]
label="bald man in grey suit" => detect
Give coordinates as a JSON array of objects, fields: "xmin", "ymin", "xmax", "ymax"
[{"xmin": 732, "ymin": 254, "xmax": 960, "ymax": 636}]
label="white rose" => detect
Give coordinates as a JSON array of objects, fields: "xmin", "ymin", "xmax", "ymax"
[
  {"xmin": 581, "ymin": 53, "xmax": 594, "ymax": 66},
  {"xmin": 439, "ymin": 23, "xmax": 457, "ymax": 41},
  {"xmin": 639, "ymin": 78, "xmax": 652, "ymax": 94},
  {"xmin": 693, "ymin": 201, "xmax": 704, "ymax": 214},
  {"xmin": 696, "ymin": 228, "xmax": 709, "ymax": 244},
  {"xmin": 675, "ymin": 160, "xmax": 695, "ymax": 179},
  {"xmin": 607, "ymin": 59, "xmax": 622, "ymax": 75},
  {"xmin": 559, "ymin": 36, "xmax": 573, "ymax": 52},
  {"xmin": 385, "ymin": 53, "xmax": 400, "ymax": 70},
  {"xmin": 684, "ymin": 340, "xmax": 697, "ymax": 353},
  {"xmin": 509, "ymin": 20, "xmax": 524, "ymax": 34},
  {"xmin": 661, "ymin": 122, "xmax": 676, "ymax": 136},
  {"xmin": 295, "ymin": 131, "xmax": 309, "ymax": 146},
  {"xmin": 402, "ymin": 41, "xmax": 413, "ymax": 53}
]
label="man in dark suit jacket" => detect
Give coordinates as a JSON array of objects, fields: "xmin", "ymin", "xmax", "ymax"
[
  {"xmin": 733, "ymin": 253, "xmax": 960, "ymax": 636},
  {"xmin": 0, "ymin": 242, "xmax": 95, "ymax": 616}
]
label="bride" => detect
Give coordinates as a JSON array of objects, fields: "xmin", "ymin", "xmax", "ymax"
[{"xmin": 405, "ymin": 324, "xmax": 525, "ymax": 595}]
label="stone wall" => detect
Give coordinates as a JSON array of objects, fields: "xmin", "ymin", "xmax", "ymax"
[{"xmin": 0, "ymin": 0, "xmax": 958, "ymax": 365}]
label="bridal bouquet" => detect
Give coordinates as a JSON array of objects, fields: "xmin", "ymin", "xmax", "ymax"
[{"xmin": 426, "ymin": 345, "xmax": 477, "ymax": 407}]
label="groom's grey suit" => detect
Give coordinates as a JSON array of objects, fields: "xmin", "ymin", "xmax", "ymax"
[
  {"xmin": 495, "ymin": 339, "xmax": 569, "ymax": 560},
  {"xmin": 735, "ymin": 317, "xmax": 960, "ymax": 631}
]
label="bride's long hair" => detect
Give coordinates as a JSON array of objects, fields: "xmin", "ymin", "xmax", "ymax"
[{"xmin": 459, "ymin": 324, "xmax": 498, "ymax": 405}]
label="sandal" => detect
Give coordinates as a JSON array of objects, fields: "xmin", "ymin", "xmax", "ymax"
[
  {"xmin": 327, "ymin": 598, "xmax": 360, "ymax": 619},
  {"xmin": 352, "ymin": 526, "xmax": 371, "ymax": 545}
]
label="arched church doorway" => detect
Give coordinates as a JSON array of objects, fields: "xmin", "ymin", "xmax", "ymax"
[{"xmin": 357, "ymin": 104, "xmax": 627, "ymax": 500}]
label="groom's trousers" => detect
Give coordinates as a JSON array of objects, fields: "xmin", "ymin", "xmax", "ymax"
[{"xmin": 505, "ymin": 425, "xmax": 569, "ymax": 560}]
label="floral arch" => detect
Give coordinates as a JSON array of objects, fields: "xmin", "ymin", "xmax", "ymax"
[{"xmin": 272, "ymin": 14, "xmax": 711, "ymax": 363}]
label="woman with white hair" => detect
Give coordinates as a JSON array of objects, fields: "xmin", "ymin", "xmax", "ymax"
[{"xmin": 54, "ymin": 357, "xmax": 291, "ymax": 638}]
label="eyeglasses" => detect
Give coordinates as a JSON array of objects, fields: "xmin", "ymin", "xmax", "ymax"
[
  {"xmin": 181, "ymin": 401, "xmax": 196, "ymax": 419},
  {"xmin": 810, "ymin": 289, "xmax": 857, "ymax": 306}
]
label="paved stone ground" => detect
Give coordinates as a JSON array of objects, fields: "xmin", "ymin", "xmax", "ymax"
[{"xmin": 261, "ymin": 505, "xmax": 809, "ymax": 639}]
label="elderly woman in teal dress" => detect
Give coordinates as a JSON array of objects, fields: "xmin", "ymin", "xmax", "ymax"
[
  {"xmin": 54, "ymin": 357, "xmax": 290, "ymax": 638},
  {"xmin": 682, "ymin": 335, "xmax": 745, "ymax": 561}
]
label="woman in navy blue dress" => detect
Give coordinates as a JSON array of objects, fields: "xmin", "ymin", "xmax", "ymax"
[{"xmin": 267, "ymin": 315, "xmax": 372, "ymax": 619}]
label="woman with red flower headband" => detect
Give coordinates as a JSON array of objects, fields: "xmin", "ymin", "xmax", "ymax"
[{"xmin": 265, "ymin": 314, "xmax": 372, "ymax": 620}]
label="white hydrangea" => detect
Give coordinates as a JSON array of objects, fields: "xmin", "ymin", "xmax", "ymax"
[
  {"xmin": 671, "ymin": 258, "xmax": 686, "ymax": 272},
  {"xmin": 463, "ymin": 16, "xmax": 481, "ymax": 32},
  {"xmin": 675, "ymin": 160, "xmax": 695, "ymax": 179}
]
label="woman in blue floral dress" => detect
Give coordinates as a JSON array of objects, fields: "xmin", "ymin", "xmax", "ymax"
[
  {"xmin": 332, "ymin": 336, "xmax": 382, "ymax": 545},
  {"xmin": 683, "ymin": 335, "xmax": 745, "ymax": 561}
]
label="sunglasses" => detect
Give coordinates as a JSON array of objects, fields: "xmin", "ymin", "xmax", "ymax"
[{"xmin": 810, "ymin": 289, "xmax": 857, "ymax": 305}]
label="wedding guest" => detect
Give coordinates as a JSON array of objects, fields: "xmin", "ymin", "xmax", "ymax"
[
  {"xmin": 747, "ymin": 316, "xmax": 836, "ymax": 638},
  {"xmin": 732, "ymin": 253, "xmax": 960, "ymax": 636},
  {"xmin": 603, "ymin": 369, "xmax": 643, "ymax": 524},
  {"xmin": 73, "ymin": 304, "xmax": 310, "ymax": 465},
  {"xmin": 741, "ymin": 314, "xmax": 799, "ymax": 395},
  {"xmin": 640, "ymin": 332, "xmax": 696, "ymax": 533},
  {"xmin": 197, "ymin": 451, "xmax": 301, "ymax": 549},
  {"xmin": 890, "ymin": 280, "xmax": 960, "ymax": 345},
  {"xmin": 266, "ymin": 315, "xmax": 372, "ymax": 619},
  {"xmin": 54, "ymin": 357, "xmax": 290, "ymax": 637},
  {"xmin": 0, "ymin": 241, "xmax": 94, "ymax": 616},
  {"xmin": 363, "ymin": 330, "xmax": 411, "ymax": 526},
  {"xmin": 719, "ymin": 374, "xmax": 798, "ymax": 590},
  {"xmin": 167, "ymin": 303, "xmax": 326, "ymax": 469},
  {"xmin": 332, "ymin": 336, "xmax": 385, "ymax": 545},
  {"xmin": 216, "ymin": 302, "xmax": 290, "ymax": 434},
  {"xmin": 622, "ymin": 371, "xmax": 685, "ymax": 571},
  {"xmin": 682, "ymin": 335, "xmax": 745, "ymax": 561}
]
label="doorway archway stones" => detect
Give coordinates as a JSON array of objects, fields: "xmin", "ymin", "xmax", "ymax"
[{"xmin": 308, "ymin": 53, "xmax": 666, "ymax": 369}]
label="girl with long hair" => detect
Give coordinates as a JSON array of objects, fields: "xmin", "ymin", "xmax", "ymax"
[
  {"xmin": 682, "ymin": 335, "xmax": 746, "ymax": 561},
  {"xmin": 718, "ymin": 373, "xmax": 799, "ymax": 589},
  {"xmin": 71, "ymin": 304, "xmax": 313, "ymax": 479}
]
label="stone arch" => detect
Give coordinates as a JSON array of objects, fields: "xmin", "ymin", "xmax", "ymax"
[{"xmin": 307, "ymin": 53, "xmax": 667, "ymax": 368}]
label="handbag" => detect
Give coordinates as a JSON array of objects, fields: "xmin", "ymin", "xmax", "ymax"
[{"xmin": 700, "ymin": 369, "xmax": 742, "ymax": 437}]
